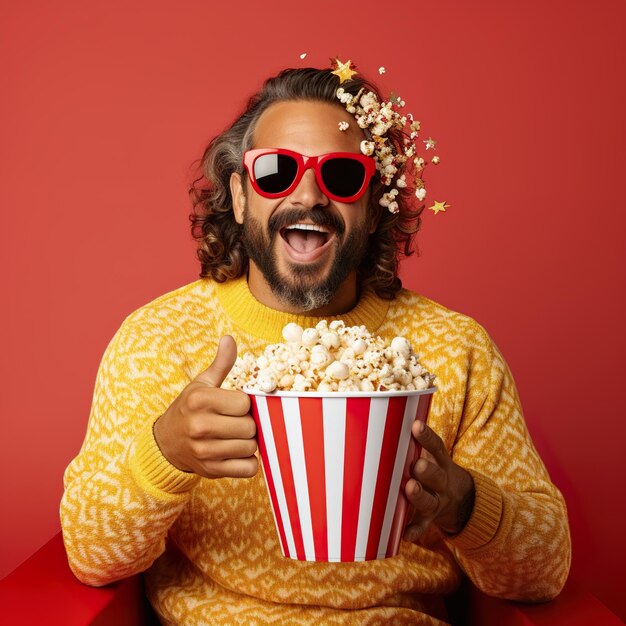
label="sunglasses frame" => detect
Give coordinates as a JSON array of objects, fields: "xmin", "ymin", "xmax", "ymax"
[{"xmin": 243, "ymin": 148, "xmax": 376, "ymax": 203}]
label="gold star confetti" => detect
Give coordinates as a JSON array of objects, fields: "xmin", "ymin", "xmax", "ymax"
[
  {"xmin": 424, "ymin": 137, "xmax": 437, "ymax": 150},
  {"xmin": 428, "ymin": 200, "xmax": 450, "ymax": 215},
  {"xmin": 331, "ymin": 58, "xmax": 357, "ymax": 83}
]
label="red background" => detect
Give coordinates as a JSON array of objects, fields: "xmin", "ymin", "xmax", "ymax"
[{"xmin": 1, "ymin": 0, "xmax": 624, "ymax": 619}]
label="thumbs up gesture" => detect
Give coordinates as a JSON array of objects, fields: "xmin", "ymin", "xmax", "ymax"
[{"xmin": 153, "ymin": 336, "xmax": 258, "ymax": 479}]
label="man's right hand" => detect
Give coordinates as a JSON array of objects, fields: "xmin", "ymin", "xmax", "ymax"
[{"xmin": 153, "ymin": 335, "xmax": 258, "ymax": 479}]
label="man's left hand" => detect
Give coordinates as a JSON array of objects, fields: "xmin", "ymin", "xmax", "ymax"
[{"xmin": 403, "ymin": 421, "xmax": 475, "ymax": 541}]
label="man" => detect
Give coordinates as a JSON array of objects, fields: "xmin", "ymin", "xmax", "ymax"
[{"xmin": 61, "ymin": 62, "xmax": 571, "ymax": 625}]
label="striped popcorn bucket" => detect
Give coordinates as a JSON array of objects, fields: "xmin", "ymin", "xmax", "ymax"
[{"xmin": 247, "ymin": 388, "xmax": 436, "ymax": 562}]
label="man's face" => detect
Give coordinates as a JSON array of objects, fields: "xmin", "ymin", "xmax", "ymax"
[{"xmin": 231, "ymin": 100, "xmax": 375, "ymax": 313}]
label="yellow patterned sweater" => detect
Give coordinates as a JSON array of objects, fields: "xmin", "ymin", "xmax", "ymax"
[{"xmin": 61, "ymin": 277, "xmax": 571, "ymax": 625}]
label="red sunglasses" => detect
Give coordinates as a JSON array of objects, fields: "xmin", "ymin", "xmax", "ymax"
[{"xmin": 243, "ymin": 148, "xmax": 376, "ymax": 203}]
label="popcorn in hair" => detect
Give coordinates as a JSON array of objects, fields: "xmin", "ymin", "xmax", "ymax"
[{"xmin": 332, "ymin": 58, "xmax": 443, "ymax": 214}]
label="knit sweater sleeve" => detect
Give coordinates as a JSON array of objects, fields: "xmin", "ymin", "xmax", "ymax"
[
  {"xmin": 60, "ymin": 313, "xmax": 200, "ymax": 586},
  {"xmin": 442, "ymin": 323, "xmax": 571, "ymax": 601}
]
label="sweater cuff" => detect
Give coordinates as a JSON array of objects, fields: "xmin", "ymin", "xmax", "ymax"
[
  {"xmin": 447, "ymin": 469, "xmax": 503, "ymax": 552},
  {"xmin": 131, "ymin": 421, "xmax": 200, "ymax": 495}
]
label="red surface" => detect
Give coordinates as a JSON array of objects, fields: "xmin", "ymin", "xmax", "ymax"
[
  {"xmin": 0, "ymin": 532, "xmax": 152, "ymax": 626},
  {"xmin": 1, "ymin": 0, "xmax": 625, "ymax": 619},
  {"xmin": 468, "ymin": 578, "xmax": 626, "ymax": 626}
]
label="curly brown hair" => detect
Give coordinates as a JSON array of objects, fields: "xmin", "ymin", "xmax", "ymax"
[{"xmin": 189, "ymin": 67, "xmax": 425, "ymax": 299}]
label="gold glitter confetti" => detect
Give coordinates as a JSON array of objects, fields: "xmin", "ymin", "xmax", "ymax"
[
  {"xmin": 428, "ymin": 200, "xmax": 450, "ymax": 215},
  {"xmin": 424, "ymin": 137, "xmax": 437, "ymax": 150},
  {"xmin": 331, "ymin": 58, "xmax": 358, "ymax": 83}
]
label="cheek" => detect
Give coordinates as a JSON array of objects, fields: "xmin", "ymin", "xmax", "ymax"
[
  {"xmin": 244, "ymin": 196, "xmax": 275, "ymax": 224},
  {"xmin": 343, "ymin": 201, "xmax": 374, "ymax": 235}
]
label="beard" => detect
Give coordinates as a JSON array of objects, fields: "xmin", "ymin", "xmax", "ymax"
[{"xmin": 241, "ymin": 207, "xmax": 370, "ymax": 312}]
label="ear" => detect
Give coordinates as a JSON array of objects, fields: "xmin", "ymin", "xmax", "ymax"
[{"xmin": 230, "ymin": 172, "xmax": 246, "ymax": 225}]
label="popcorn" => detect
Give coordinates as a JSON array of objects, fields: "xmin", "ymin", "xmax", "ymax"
[
  {"xmin": 301, "ymin": 328, "xmax": 320, "ymax": 346},
  {"xmin": 360, "ymin": 140, "xmax": 375, "ymax": 156},
  {"xmin": 326, "ymin": 361, "xmax": 350, "ymax": 381},
  {"xmin": 320, "ymin": 331, "xmax": 340, "ymax": 349},
  {"xmin": 283, "ymin": 323, "xmax": 304, "ymax": 343},
  {"xmin": 257, "ymin": 372, "xmax": 278, "ymax": 393},
  {"xmin": 310, "ymin": 345, "xmax": 332, "ymax": 368},
  {"xmin": 226, "ymin": 322, "xmax": 436, "ymax": 393},
  {"xmin": 390, "ymin": 336, "xmax": 411, "ymax": 358}
]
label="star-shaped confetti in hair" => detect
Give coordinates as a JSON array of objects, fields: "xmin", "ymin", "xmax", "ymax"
[
  {"xmin": 331, "ymin": 58, "xmax": 358, "ymax": 83},
  {"xmin": 428, "ymin": 200, "xmax": 450, "ymax": 215}
]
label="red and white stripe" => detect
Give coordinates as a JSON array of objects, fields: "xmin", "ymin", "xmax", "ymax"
[{"xmin": 251, "ymin": 391, "xmax": 434, "ymax": 562}]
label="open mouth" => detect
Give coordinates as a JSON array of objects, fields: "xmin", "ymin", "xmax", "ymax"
[{"xmin": 280, "ymin": 223, "xmax": 335, "ymax": 262}]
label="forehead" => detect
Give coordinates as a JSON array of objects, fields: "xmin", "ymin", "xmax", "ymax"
[{"xmin": 252, "ymin": 100, "xmax": 365, "ymax": 155}]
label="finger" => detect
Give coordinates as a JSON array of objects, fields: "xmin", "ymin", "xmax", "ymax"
[
  {"xmin": 190, "ymin": 438, "xmax": 258, "ymax": 461},
  {"xmin": 194, "ymin": 336, "xmax": 238, "ymax": 388},
  {"xmin": 185, "ymin": 385, "xmax": 251, "ymax": 417},
  {"xmin": 405, "ymin": 478, "xmax": 440, "ymax": 517},
  {"xmin": 403, "ymin": 517, "xmax": 431, "ymax": 542},
  {"xmin": 200, "ymin": 456, "xmax": 259, "ymax": 479},
  {"xmin": 412, "ymin": 421, "xmax": 450, "ymax": 467},
  {"xmin": 412, "ymin": 457, "xmax": 447, "ymax": 493},
  {"xmin": 186, "ymin": 413, "xmax": 256, "ymax": 440}
]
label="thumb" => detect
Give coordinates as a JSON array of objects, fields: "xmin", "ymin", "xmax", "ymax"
[{"xmin": 195, "ymin": 335, "xmax": 238, "ymax": 388}]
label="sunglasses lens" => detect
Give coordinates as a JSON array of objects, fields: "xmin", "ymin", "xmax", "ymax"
[
  {"xmin": 253, "ymin": 153, "xmax": 298, "ymax": 194},
  {"xmin": 321, "ymin": 158, "xmax": 366, "ymax": 198}
]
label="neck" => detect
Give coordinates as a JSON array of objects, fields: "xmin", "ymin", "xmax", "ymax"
[{"xmin": 246, "ymin": 263, "xmax": 359, "ymax": 316}]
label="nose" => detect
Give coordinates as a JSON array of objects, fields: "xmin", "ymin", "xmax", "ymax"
[{"xmin": 287, "ymin": 168, "xmax": 329, "ymax": 208}]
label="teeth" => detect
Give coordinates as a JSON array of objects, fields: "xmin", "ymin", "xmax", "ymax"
[{"xmin": 285, "ymin": 223, "xmax": 325, "ymax": 232}]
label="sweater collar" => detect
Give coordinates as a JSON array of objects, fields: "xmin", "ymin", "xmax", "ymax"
[{"xmin": 214, "ymin": 276, "xmax": 390, "ymax": 343}]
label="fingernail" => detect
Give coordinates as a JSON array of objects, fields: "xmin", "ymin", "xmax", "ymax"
[{"xmin": 415, "ymin": 421, "xmax": 425, "ymax": 434}]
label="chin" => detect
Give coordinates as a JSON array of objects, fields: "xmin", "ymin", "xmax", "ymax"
[
  {"xmin": 284, "ymin": 260, "xmax": 330, "ymax": 281},
  {"xmin": 269, "ymin": 266, "xmax": 337, "ymax": 311}
]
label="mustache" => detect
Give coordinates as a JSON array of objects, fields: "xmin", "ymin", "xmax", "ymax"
[{"xmin": 267, "ymin": 208, "xmax": 345, "ymax": 237}]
